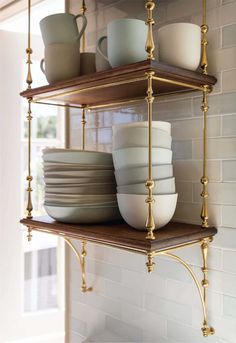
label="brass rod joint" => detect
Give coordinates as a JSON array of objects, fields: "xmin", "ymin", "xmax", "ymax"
[
  {"xmin": 27, "ymin": 226, "xmax": 33, "ymax": 242},
  {"xmin": 81, "ymin": 107, "xmax": 87, "ymax": 150},
  {"xmin": 146, "ymin": 252, "xmax": 155, "ymax": 273},
  {"xmin": 201, "ymin": 238, "xmax": 215, "ymax": 336},
  {"xmin": 145, "ymin": 0, "xmax": 156, "ymax": 60}
]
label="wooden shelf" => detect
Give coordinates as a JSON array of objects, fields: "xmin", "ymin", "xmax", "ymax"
[
  {"xmin": 20, "ymin": 60, "xmax": 217, "ymax": 109},
  {"xmin": 21, "ymin": 216, "xmax": 217, "ymax": 254}
]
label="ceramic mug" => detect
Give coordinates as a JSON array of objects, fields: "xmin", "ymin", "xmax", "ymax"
[
  {"xmin": 40, "ymin": 13, "xmax": 87, "ymax": 46},
  {"xmin": 97, "ymin": 18, "xmax": 148, "ymax": 68},
  {"xmin": 96, "ymin": 37, "xmax": 111, "ymax": 72},
  {"xmin": 40, "ymin": 43, "xmax": 80, "ymax": 84},
  {"xmin": 80, "ymin": 52, "xmax": 96, "ymax": 75},
  {"xmin": 158, "ymin": 23, "xmax": 201, "ymax": 71}
]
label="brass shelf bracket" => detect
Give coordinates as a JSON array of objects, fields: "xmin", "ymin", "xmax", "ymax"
[
  {"xmin": 64, "ymin": 238, "xmax": 92, "ymax": 293},
  {"xmin": 148, "ymin": 238, "xmax": 215, "ymax": 337}
]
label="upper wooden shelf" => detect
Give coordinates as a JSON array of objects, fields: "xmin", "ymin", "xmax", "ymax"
[
  {"xmin": 20, "ymin": 60, "xmax": 217, "ymax": 109},
  {"xmin": 21, "ymin": 216, "xmax": 217, "ymax": 254}
]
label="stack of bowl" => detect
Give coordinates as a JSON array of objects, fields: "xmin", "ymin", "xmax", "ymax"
[
  {"xmin": 43, "ymin": 149, "xmax": 121, "ymax": 224},
  {"xmin": 112, "ymin": 122, "xmax": 178, "ymax": 230}
]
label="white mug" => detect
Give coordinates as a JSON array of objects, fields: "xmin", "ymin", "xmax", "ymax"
[
  {"xmin": 40, "ymin": 43, "xmax": 80, "ymax": 84},
  {"xmin": 97, "ymin": 18, "xmax": 148, "ymax": 68},
  {"xmin": 158, "ymin": 23, "xmax": 201, "ymax": 71},
  {"xmin": 40, "ymin": 13, "xmax": 87, "ymax": 46}
]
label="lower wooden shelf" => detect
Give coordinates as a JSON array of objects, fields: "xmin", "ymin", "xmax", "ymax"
[{"xmin": 20, "ymin": 216, "xmax": 217, "ymax": 254}]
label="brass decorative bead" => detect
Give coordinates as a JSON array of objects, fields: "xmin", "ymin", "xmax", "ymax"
[
  {"xmin": 145, "ymin": 1, "xmax": 155, "ymax": 11},
  {"xmin": 26, "ymin": 48, "xmax": 33, "ymax": 54},
  {"xmin": 145, "ymin": 180, "xmax": 155, "ymax": 189},
  {"xmin": 202, "ymin": 279, "xmax": 209, "ymax": 287},
  {"xmin": 201, "ymin": 176, "xmax": 209, "ymax": 185},
  {"xmin": 201, "ymin": 24, "xmax": 208, "ymax": 34},
  {"xmin": 27, "ymin": 176, "xmax": 33, "ymax": 181}
]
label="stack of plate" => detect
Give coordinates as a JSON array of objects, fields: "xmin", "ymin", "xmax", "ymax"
[
  {"xmin": 43, "ymin": 149, "xmax": 121, "ymax": 223},
  {"xmin": 112, "ymin": 121, "xmax": 178, "ymax": 230}
]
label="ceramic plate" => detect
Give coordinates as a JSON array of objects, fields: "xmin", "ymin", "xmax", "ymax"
[{"xmin": 44, "ymin": 203, "xmax": 121, "ymax": 223}]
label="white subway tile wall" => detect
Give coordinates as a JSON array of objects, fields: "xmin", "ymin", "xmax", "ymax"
[{"xmin": 67, "ymin": 0, "xmax": 236, "ymax": 342}]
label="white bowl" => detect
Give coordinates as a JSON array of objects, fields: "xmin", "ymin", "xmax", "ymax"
[
  {"xmin": 117, "ymin": 193, "xmax": 178, "ymax": 230},
  {"xmin": 112, "ymin": 121, "xmax": 171, "ymax": 135},
  {"xmin": 117, "ymin": 177, "xmax": 175, "ymax": 195},
  {"xmin": 113, "ymin": 147, "xmax": 172, "ymax": 170},
  {"xmin": 158, "ymin": 23, "xmax": 201, "ymax": 71},
  {"xmin": 115, "ymin": 164, "xmax": 173, "ymax": 186},
  {"xmin": 44, "ymin": 203, "xmax": 121, "ymax": 224},
  {"xmin": 112, "ymin": 127, "xmax": 172, "ymax": 150},
  {"xmin": 43, "ymin": 149, "xmax": 113, "ymax": 165}
]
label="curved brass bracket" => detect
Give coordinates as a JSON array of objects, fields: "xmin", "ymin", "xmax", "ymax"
[
  {"xmin": 64, "ymin": 238, "xmax": 92, "ymax": 293},
  {"xmin": 149, "ymin": 238, "xmax": 214, "ymax": 337}
]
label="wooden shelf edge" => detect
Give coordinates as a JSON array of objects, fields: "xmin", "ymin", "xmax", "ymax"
[
  {"xmin": 20, "ymin": 216, "xmax": 217, "ymax": 254},
  {"xmin": 20, "ymin": 60, "xmax": 217, "ymax": 103}
]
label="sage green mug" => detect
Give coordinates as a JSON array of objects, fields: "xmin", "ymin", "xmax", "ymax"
[
  {"xmin": 40, "ymin": 13, "xmax": 87, "ymax": 46},
  {"xmin": 97, "ymin": 18, "xmax": 148, "ymax": 68},
  {"xmin": 40, "ymin": 43, "xmax": 80, "ymax": 84}
]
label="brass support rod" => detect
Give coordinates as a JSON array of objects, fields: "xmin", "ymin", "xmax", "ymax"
[
  {"xmin": 146, "ymin": 251, "xmax": 155, "ymax": 273},
  {"xmin": 81, "ymin": 0, "xmax": 87, "ymax": 52},
  {"xmin": 27, "ymin": 226, "xmax": 33, "ymax": 242},
  {"xmin": 25, "ymin": 0, "xmax": 33, "ymax": 223},
  {"xmin": 201, "ymin": 85, "xmax": 210, "ymax": 228},
  {"xmin": 157, "ymin": 249, "xmax": 214, "ymax": 337},
  {"xmin": 26, "ymin": 98, "xmax": 33, "ymax": 219},
  {"xmin": 201, "ymin": 238, "xmax": 215, "ymax": 336},
  {"xmin": 152, "ymin": 76, "xmax": 204, "ymax": 92},
  {"xmin": 145, "ymin": 71, "xmax": 155, "ymax": 240},
  {"xmin": 26, "ymin": 0, "xmax": 32, "ymax": 88},
  {"xmin": 201, "ymin": 0, "xmax": 209, "ymax": 75},
  {"xmin": 145, "ymin": 0, "xmax": 155, "ymax": 60},
  {"xmin": 32, "ymin": 101, "xmax": 84, "ymax": 110},
  {"xmin": 81, "ymin": 107, "xmax": 87, "ymax": 150},
  {"xmin": 64, "ymin": 238, "xmax": 92, "ymax": 293}
]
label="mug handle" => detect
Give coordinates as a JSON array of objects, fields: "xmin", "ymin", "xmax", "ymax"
[
  {"xmin": 74, "ymin": 14, "xmax": 87, "ymax": 41},
  {"xmin": 40, "ymin": 59, "xmax": 45, "ymax": 74},
  {"xmin": 97, "ymin": 36, "xmax": 109, "ymax": 62}
]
